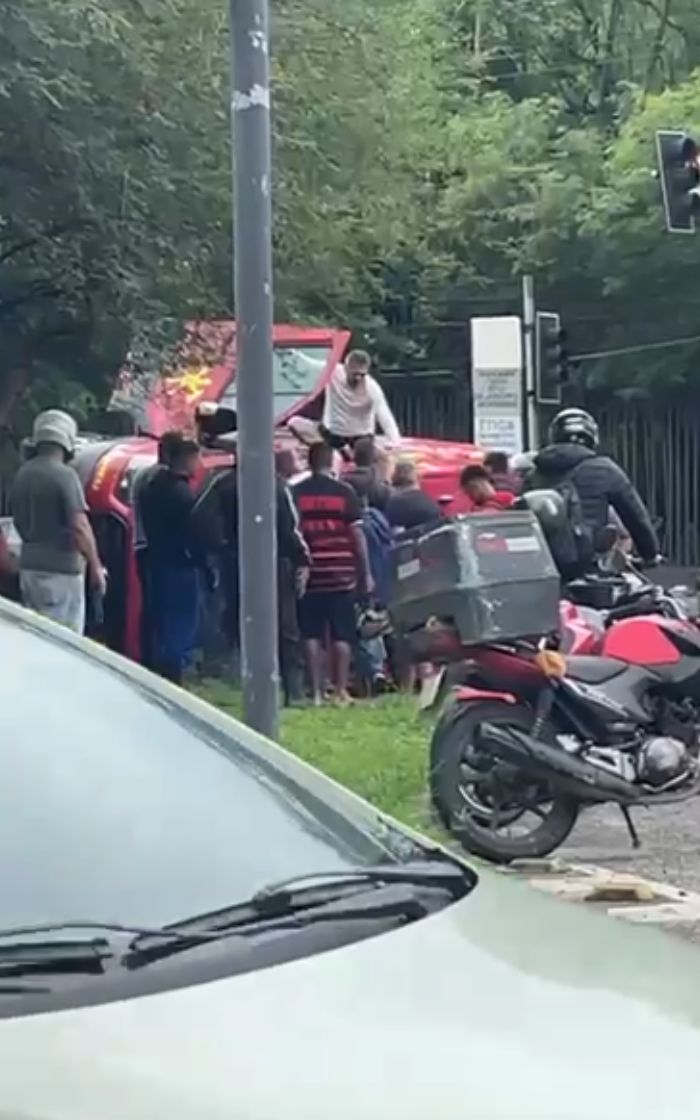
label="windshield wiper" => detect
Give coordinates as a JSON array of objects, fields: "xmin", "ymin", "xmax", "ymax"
[
  {"xmin": 0, "ymin": 938, "xmax": 112, "ymax": 978},
  {"xmin": 171, "ymin": 859, "xmax": 472, "ymax": 930},
  {"xmin": 251, "ymin": 860, "xmax": 473, "ymax": 906},
  {"xmin": 126, "ymin": 858, "xmax": 475, "ymax": 966},
  {"xmin": 0, "ymin": 921, "xmax": 217, "ymax": 983}
]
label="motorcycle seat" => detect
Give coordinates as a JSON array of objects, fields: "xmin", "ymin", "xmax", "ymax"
[{"xmin": 565, "ymin": 655, "xmax": 628, "ymax": 684}]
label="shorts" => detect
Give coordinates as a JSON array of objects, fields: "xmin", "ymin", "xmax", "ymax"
[
  {"xmin": 318, "ymin": 426, "xmax": 372, "ymax": 453},
  {"xmin": 20, "ymin": 570, "xmax": 85, "ymax": 635},
  {"xmin": 298, "ymin": 589, "xmax": 357, "ymax": 644}
]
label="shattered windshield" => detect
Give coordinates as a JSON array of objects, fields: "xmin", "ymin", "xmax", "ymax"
[{"xmin": 220, "ymin": 345, "xmax": 331, "ymax": 419}]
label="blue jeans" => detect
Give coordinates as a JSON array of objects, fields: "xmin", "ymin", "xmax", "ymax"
[
  {"xmin": 150, "ymin": 561, "xmax": 199, "ymax": 683},
  {"xmin": 356, "ymin": 636, "xmax": 386, "ymax": 682}
]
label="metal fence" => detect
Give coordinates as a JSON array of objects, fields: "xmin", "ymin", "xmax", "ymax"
[
  {"xmin": 598, "ymin": 403, "xmax": 700, "ymax": 566},
  {"xmin": 385, "ymin": 373, "xmax": 700, "ymax": 566},
  {"xmin": 385, "ymin": 373, "xmax": 473, "ymax": 442}
]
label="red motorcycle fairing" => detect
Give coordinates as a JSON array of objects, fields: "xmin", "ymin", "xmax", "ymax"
[
  {"xmin": 454, "ymin": 685, "xmax": 518, "ymax": 705},
  {"xmin": 601, "ymin": 616, "xmax": 684, "ymax": 666},
  {"xmin": 466, "ymin": 647, "xmax": 547, "ymax": 692},
  {"xmin": 559, "ymin": 599, "xmax": 603, "ymax": 656}
]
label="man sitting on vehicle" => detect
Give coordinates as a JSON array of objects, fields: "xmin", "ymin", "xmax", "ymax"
[{"xmin": 289, "ymin": 350, "xmax": 400, "ymax": 455}]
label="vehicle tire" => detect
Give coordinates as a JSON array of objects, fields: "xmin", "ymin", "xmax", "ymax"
[{"xmin": 429, "ymin": 699, "xmax": 578, "ymax": 864}]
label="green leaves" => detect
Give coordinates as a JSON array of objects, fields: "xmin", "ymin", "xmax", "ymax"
[{"xmin": 3, "ymin": 0, "xmax": 700, "ymax": 429}]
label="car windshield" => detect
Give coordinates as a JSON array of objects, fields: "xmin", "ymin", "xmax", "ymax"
[
  {"xmin": 220, "ymin": 344, "xmax": 331, "ymax": 420},
  {"xmin": 0, "ymin": 608, "xmax": 418, "ymax": 931}
]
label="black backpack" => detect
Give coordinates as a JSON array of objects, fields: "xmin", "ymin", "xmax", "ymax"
[{"xmin": 527, "ymin": 465, "xmax": 594, "ymax": 579}]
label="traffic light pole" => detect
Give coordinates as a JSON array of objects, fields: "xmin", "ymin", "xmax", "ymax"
[
  {"xmin": 229, "ymin": 0, "xmax": 279, "ymax": 738},
  {"xmin": 521, "ymin": 274, "xmax": 539, "ymax": 448}
]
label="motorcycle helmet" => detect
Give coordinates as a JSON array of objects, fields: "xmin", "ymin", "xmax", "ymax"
[
  {"xmin": 31, "ymin": 409, "xmax": 78, "ymax": 459},
  {"xmin": 548, "ymin": 407, "xmax": 599, "ymax": 450},
  {"xmin": 516, "ymin": 488, "xmax": 568, "ymax": 534}
]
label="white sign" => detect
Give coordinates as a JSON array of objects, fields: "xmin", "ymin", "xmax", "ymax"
[
  {"xmin": 474, "ymin": 415, "xmax": 522, "ymax": 456},
  {"xmin": 471, "ymin": 316, "xmax": 524, "ymax": 455},
  {"xmin": 473, "ymin": 368, "xmax": 521, "ymax": 411}
]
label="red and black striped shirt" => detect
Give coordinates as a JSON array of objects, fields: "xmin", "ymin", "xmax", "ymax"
[{"xmin": 293, "ymin": 473, "xmax": 362, "ymax": 592}]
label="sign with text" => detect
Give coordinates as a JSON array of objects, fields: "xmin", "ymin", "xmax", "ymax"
[{"xmin": 471, "ymin": 316, "xmax": 524, "ymax": 455}]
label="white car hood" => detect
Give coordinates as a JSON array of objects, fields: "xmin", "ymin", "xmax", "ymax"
[{"xmin": 1, "ymin": 871, "xmax": 700, "ymax": 1120}]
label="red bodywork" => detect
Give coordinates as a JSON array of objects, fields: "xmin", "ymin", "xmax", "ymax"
[
  {"xmin": 559, "ymin": 599, "xmax": 603, "ymax": 656},
  {"xmin": 81, "ymin": 321, "xmax": 483, "ymax": 662},
  {"xmin": 454, "ymin": 685, "xmax": 518, "ymax": 705},
  {"xmin": 600, "ymin": 616, "xmax": 684, "ymax": 665},
  {"xmin": 444, "ymin": 606, "xmax": 693, "ymax": 712},
  {"xmin": 560, "ymin": 601, "xmax": 688, "ymax": 665}
]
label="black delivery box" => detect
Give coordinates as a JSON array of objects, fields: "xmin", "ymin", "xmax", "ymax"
[{"xmin": 388, "ymin": 511, "xmax": 560, "ymax": 652}]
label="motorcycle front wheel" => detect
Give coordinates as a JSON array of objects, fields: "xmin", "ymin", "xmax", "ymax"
[{"xmin": 430, "ymin": 699, "xmax": 579, "ymax": 864}]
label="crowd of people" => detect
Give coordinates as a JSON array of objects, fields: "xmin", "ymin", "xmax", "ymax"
[
  {"xmin": 0, "ymin": 362, "xmax": 662, "ymax": 710},
  {"xmin": 130, "ymin": 429, "xmax": 456, "ymax": 703}
]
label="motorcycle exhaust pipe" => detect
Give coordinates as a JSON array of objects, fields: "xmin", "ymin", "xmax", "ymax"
[{"xmin": 476, "ymin": 722, "xmax": 641, "ymax": 805}]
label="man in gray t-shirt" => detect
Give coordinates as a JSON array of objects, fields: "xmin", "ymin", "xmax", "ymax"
[{"xmin": 10, "ymin": 410, "xmax": 105, "ymax": 634}]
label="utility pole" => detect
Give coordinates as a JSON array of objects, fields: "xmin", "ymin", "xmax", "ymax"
[
  {"xmin": 229, "ymin": 0, "xmax": 279, "ymax": 737},
  {"xmin": 521, "ymin": 274, "xmax": 539, "ymax": 448}
]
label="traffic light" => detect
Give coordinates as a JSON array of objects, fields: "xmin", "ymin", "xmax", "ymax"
[
  {"xmin": 655, "ymin": 130, "xmax": 700, "ymax": 233},
  {"xmin": 535, "ymin": 311, "xmax": 568, "ymax": 405}
]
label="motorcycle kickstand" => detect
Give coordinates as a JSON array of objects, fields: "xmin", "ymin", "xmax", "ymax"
[{"xmin": 619, "ymin": 804, "xmax": 641, "ymax": 849}]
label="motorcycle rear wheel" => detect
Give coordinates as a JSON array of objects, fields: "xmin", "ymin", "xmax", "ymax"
[{"xmin": 430, "ymin": 699, "xmax": 579, "ymax": 864}]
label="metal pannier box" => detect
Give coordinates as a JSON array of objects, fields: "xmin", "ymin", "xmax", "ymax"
[{"xmin": 388, "ymin": 511, "xmax": 560, "ymax": 657}]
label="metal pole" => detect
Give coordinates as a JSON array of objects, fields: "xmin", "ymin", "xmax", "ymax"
[
  {"xmin": 229, "ymin": 0, "xmax": 279, "ymax": 737},
  {"xmin": 521, "ymin": 274, "xmax": 539, "ymax": 449}
]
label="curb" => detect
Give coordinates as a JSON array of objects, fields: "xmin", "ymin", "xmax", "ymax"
[{"xmin": 500, "ymin": 857, "xmax": 700, "ymax": 928}]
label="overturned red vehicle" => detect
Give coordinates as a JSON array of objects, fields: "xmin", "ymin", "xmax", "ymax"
[{"xmin": 73, "ymin": 321, "xmax": 481, "ymax": 662}]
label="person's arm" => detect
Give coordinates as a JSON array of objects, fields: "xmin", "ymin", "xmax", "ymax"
[
  {"xmin": 344, "ymin": 487, "xmax": 374, "ymax": 595},
  {"xmin": 73, "ymin": 512, "xmax": 105, "ymax": 591},
  {"xmin": 369, "ymin": 378, "xmax": 401, "ymax": 443},
  {"xmin": 321, "ymin": 366, "xmax": 340, "ymax": 430},
  {"xmin": 191, "ymin": 475, "xmax": 226, "ymax": 558},
  {"xmin": 64, "ymin": 470, "xmax": 105, "ymax": 591},
  {"xmin": 277, "ymin": 481, "xmax": 310, "ymax": 570},
  {"xmin": 607, "ymin": 462, "xmax": 659, "ymax": 561},
  {"xmin": 350, "ymin": 522, "xmax": 374, "ymax": 597}
]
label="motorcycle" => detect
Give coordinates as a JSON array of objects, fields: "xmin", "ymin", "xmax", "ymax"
[
  {"xmin": 427, "ymin": 563, "xmax": 700, "ymax": 864},
  {"xmin": 560, "ymin": 557, "xmax": 696, "ymax": 655}
]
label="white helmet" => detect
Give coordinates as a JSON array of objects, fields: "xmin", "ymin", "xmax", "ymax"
[
  {"xmin": 510, "ymin": 450, "xmax": 537, "ymax": 475},
  {"xmin": 31, "ymin": 410, "xmax": 78, "ymax": 457}
]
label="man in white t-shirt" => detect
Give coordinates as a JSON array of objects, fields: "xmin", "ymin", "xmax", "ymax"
[
  {"xmin": 287, "ymin": 349, "xmax": 401, "ymax": 458},
  {"xmin": 320, "ymin": 349, "xmax": 400, "ymax": 449}
]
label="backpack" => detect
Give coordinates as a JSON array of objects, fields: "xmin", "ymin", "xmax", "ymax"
[
  {"xmin": 527, "ymin": 464, "xmax": 594, "ymax": 579},
  {"xmin": 361, "ymin": 507, "xmax": 393, "ymax": 605}
]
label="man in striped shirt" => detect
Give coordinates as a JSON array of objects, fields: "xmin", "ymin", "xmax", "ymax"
[{"xmin": 294, "ymin": 441, "xmax": 373, "ymax": 706}]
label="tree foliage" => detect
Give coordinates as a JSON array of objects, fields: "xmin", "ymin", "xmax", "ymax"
[{"xmin": 2, "ymin": 0, "xmax": 700, "ymax": 431}]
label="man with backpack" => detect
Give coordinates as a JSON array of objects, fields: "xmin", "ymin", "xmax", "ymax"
[{"xmin": 526, "ymin": 408, "xmax": 659, "ymax": 574}]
